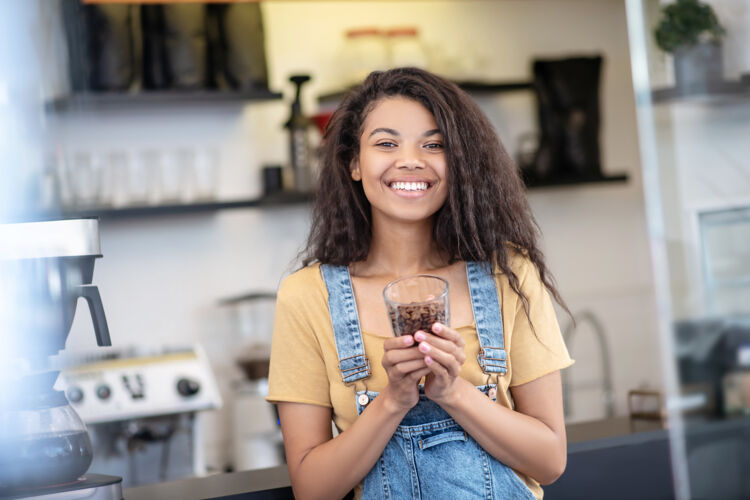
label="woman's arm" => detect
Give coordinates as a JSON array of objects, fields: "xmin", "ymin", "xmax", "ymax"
[
  {"xmin": 278, "ymin": 396, "xmax": 401, "ymax": 500},
  {"xmin": 438, "ymin": 371, "xmax": 567, "ymax": 485},
  {"xmin": 278, "ymin": 335, "xmax": 431, "ymax": 500},
  {"xmin": 417, "ymin": 324, "xmax": 567, "ymax": 484}
]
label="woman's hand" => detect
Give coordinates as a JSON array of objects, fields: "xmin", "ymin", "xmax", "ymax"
[
  {"xmin": 417, "ymin": 323, "xmax": 467, "ymax": 404},
  {"xmin": 381, "ymin": 335, "xmax": 432, "ymax": 412}
]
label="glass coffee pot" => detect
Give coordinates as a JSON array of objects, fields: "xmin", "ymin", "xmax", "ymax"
[{"xmin": 0, "ymin": 371, "xmax": 93, "ymax": 489}]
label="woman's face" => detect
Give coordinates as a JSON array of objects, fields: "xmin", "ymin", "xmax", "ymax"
[{"xmin": 352, "ymin": 96, "xmax": 448, "ymax": 227}]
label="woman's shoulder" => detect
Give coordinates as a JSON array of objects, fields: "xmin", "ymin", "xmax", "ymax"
[
  {"xmin": 277, "ymin": 262, "xmax": 326, "ymax": 301},
  {"xmin": 497, "ymin": 242, "xmax": 535, "ymax": 278}
]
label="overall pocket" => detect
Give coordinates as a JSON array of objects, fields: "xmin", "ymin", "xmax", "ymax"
[{"xmin": 419, "ymin": 430, "xmax": 467, "ymax": 450}]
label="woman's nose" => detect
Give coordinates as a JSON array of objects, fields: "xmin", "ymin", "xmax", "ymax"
[
  {"xmin": 396, "ymin": 159, "xmax": 424, "ymax": 169},
  {"xmin": 396, "ymin": 147, "xmax": 425, "ymax": 169}
]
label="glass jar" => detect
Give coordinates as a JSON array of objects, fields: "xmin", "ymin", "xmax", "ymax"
[
  {"xmin": 342, "ymin": 27, "xmax": 388, "ymax": 86},
  {"xmin": 386, "ymin": 27, "xmax": 428, "ymax": 70}
]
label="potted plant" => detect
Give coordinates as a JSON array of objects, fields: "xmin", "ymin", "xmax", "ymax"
[{"xmin": 654, "ymin": 0, "xmax": 726, "ymax": 95}]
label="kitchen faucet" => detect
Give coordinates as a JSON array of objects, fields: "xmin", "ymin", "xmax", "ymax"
[{"xmin": 562, "ymin": 310, "xmax": 615, "ymax": 419}]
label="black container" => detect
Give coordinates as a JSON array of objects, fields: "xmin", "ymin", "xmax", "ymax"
[
  {"xmin": 262, "ymin": 165, "xmax": 284, "ymax": 196},
  {"xmin": 521, "ymin": 56, "xmax": 603, "ymax": 183}
]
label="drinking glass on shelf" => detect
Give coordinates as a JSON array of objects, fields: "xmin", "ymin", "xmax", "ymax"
[
  {"xmin": 55, "ymin": 149, "xmax": 74, "ymax": 209},
  {"xmin": 178, "ymin": 148, "xmax": 197, "ymax": 202},
  {"xmin": 69, "ymin": 151, "xmax": 101, "ymax": 208},
  {"xmin": 159, "ymin": 149, "xmax": 191, "ymax": 203},
  {"xmin": 194, "ymin": 148, "xmax": 219, "ymax": 201},
  {"xmin": 108, "ymin": 150, "xmax": 131, "ymax": 208},
  {"xmin": 135, "ymin": 149, "xmax": 161, "ymax": 205},
  {"xmin": 97, "ymin": 152, "xmax": 114, "ymax": 207}
]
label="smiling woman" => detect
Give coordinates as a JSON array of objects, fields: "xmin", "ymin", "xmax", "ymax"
[
  {"xmin": 352, "ymin": 96, "xmax": 448, "ymax": 225},
  {"xmin": 267, "ymin": 67, "xmax": 573, "ymax": 500}
]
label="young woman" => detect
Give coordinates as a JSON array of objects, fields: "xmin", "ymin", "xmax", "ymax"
[{"xmin": 268, "ymin": 67, "xmax": 573, "ymax": 500}]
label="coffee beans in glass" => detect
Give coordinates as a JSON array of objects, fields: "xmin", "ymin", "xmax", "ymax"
[{"xmin": 383, "ymin": 275, "xmax": 449, "ymax": 337}]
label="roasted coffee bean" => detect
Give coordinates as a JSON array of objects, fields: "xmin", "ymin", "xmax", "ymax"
[{"xmin": 387, "ymin": 302, "xmax": 447, "ymax": 337}]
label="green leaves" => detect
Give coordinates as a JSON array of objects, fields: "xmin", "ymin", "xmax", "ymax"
[{"xmin": 654, "ymin": 0, "xmax": 726, "ymax": 53}]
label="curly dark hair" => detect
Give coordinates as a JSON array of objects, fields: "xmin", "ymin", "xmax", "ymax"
[{"xmin": 302, "ymin": 67, "xmax": 568, "ymax": 322}]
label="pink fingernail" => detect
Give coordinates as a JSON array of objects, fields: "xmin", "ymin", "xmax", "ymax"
[
  {"xmin": 425, "ymin": 356, "xmax": 433, "ymax": 365},
  {"xmin": 419, "ymin": 342, "xmax": 431, "ymax": 353},
  {"xmin": 414, "ymin": 332, "xmax": 425, "ymax": 342},
  {"xmin": 403, "ymin": 335, "xmax": 413, "ymax": 345},
  {"xmin": 433, "ymin": 323, "xmax": 442, "ymax": 333}
]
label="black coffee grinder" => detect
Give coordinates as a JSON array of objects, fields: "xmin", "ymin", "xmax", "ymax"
[
  {"xmin": 0, "ymin": 218, "xmax": 122, "ymax": 499},
  {"xmin": 284, "ymin": 74, "xmax": 315, "ymax": 193}
]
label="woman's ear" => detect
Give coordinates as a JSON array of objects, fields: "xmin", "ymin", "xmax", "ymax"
[{"xmin": 350, "ymin": 162, "xmax": 361, "ymax": 181}]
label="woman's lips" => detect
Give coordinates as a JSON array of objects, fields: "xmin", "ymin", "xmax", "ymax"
[
  {"xmin": 386, "ymin": 180, "xmax": 434, "ymax": 198},
  {"xmin": 389, "ymin": 180, "xmax": 429, "ymax": 191}
]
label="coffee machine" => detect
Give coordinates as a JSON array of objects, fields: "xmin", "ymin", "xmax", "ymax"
[{"xmin": 0, "ymin": 218, "xmax": 123, "ymax": 499}]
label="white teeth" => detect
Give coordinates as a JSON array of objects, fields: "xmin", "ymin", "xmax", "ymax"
[{"xmin": 390, "ymin": 181, "xmax": 429, "ymax": 191}]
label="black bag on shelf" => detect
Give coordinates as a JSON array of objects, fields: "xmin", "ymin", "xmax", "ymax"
[
  {"xmin": 62, "ymin": 0, "xmax": 136, "ymax": 92},
  {"xmin": 521, "ymin": 56, "xmax": 603, "ymax": 183},
  {"xmin": 140, "ymin": 5, "xmax": 168, "ymax": 90},
  {"xmin": 161, "ymin": 4, "xmax": 208, "ymax": 90},
  {"xmin": 215, "ymin": 3, "xmax": 269, "ymax": 91},
  {"xmin": 62, "ymin": 0, "xmax": 270, "ymax": 94}
]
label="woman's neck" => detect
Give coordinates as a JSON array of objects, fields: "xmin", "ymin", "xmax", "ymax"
[{"xmin": 353, "ymin": 217, "xmax": 447, "ymax": 278}]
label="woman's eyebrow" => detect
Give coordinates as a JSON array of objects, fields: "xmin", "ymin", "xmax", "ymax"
[
  {"xmin": 368, "ymin": 127, "xmax": 399, "ymax": 138},
  {"xmin": 367, "ymin": 128, "xmax": 442, "ymax": 138}
]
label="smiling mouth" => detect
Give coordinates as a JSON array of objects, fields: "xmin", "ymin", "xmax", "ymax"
[{"xmin": 388, "ymin": 181, "xmax": 432, "ymax": 192}]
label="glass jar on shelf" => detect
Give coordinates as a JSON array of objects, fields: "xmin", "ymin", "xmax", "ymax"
[
  {"xmin": 341, "ymin": 27, "xmax": 388, "ymax": 86},
  {"xmin": 386, "ymin": 26, "xmax": 428, "ymax": 70}
]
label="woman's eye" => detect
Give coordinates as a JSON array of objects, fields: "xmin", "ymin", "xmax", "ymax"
[
  {"xmin": 424, "ymin": 142, "xmax": 443, "ymax": 150},
  {"xmin": 376, "ymin": 141, "xmax": 397, "ymax": 148}
]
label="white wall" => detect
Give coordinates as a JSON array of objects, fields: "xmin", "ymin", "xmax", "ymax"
[{"xmin": 60, "ymin": 0, "xmax": 663, "ymax": 470}]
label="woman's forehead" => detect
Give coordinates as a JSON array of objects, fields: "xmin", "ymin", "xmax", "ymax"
[{"xmin": 361, "ymin": 97, "xmax": 438, "ymax": 136}]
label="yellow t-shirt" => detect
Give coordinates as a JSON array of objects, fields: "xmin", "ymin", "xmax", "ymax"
[{"xmin": 268, "ymin": 252, "xmax": 573, "ymax": 499}]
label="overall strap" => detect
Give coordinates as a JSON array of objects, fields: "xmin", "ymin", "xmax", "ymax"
[
  {"xmin": 320, "ymin": 264, "xmax": 371, "ymax": 384},
  {"xmin": 466, "ymin": 261, "xmax": 507, "ymax": 375}
]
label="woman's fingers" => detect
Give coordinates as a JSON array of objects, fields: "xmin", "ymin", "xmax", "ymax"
[
  {"xmin": 414, "ymin": 330, "xmax": 466, "ymax": 366},
  {"xmin": 424, "ymin": 355, "xmax": 450, "ymax": 378},
  {"xmin": 431, "ymin": 323, "xmax": 465, "ymax": 347},
  {"xmin": 415, "ymin": 325, "xmax": 464, "ymax": 350},
  {"xmin": 409, "ymin": 366, "xmax": 432, "ymax": 382},
  {"xmin": 419, "ymin": 343, "xmax": 461, "ymax": 377},
  {"xmin": 388, "ymin": 358, "xmax": 428, "ymax": 378},
  {"xmin": 383, "ymin": 334, "xmax": 415, "ymax": 351},
  {"xmin": 383, "ymin": 343, "xmax": 423, "ymax": 366}
]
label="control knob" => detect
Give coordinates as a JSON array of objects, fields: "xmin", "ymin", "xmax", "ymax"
[
  {"xmin": 96, "ymin": 384, "xmax": 112, "ymax": 400},
  {"xmin": 67, "ymin": 386, "xmax": 84, "ymax": 404},
  {"xmin": 176, "ymin": 378, "xmax": 200, "ymax": 397}
]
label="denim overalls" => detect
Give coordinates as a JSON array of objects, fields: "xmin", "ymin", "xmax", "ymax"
[{"xmin": 321, "ymin": 262, "xmax": 536, "ymax": 500}]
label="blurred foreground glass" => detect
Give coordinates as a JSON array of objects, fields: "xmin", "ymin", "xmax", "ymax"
[
  {"xmin": 626, "ymin": 1, "xmax": 750, "ymax": 498},
  {"xmin": 383, "ymin": 275, "xmax": 449, "ymax": 337}
]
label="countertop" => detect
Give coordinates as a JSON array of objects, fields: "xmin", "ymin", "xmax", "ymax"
[
  {"xmin": 124, "ymin": 465, "xmax": 292, "ymax": 500},
  {"xmin": 565, "ymin": 415, "xmax": 664, "ymax": 448},
  {"xmin": 123, "ymin": 416, "xmax": 749, "ymax": 500}
]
